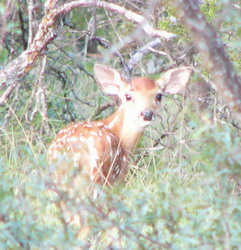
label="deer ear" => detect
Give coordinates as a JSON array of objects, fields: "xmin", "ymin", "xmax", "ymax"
[
  {"xmin": 94, "ymin": 64, "xmax": 127, "ymax": 95},
  {"xmin": 156, "ymin": 67, "xmax": 193, "ymax": 94}
]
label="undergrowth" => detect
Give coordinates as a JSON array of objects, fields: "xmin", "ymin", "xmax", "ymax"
[
  {"xmin": 1, "ymin": 0, "xmax": 241, "ymax": 248},
  {"xmin": 1, "ymin": 88, "xmax": 241, "ymax": 249}
]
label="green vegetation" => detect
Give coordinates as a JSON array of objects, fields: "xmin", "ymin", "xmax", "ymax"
[{"xmin": 0, "ymin": 0, "xmax": 241, "ymax": 249}]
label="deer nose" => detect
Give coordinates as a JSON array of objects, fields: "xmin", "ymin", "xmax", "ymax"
[{"xmin": 141, "ymin": 109, "xmax": 154, "ymax": 121}]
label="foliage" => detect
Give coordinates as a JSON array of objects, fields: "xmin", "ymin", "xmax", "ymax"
[
  {"xmin": 158, "ymin": 3, "xmax": 190, "ymax": 42},
  {"xmin": 0, "ymin": 0, "xmax": 241, "ymax": 249},
  {"xmin": 200, "ymin": 0, "xmax": 221, "ymax": 22}
]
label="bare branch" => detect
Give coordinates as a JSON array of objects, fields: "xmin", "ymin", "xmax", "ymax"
[
  {"xmin": 0, "ymin": 80, "xmax": 20, "ymax": 106},
  {"xmin": 90, "ymin": 36, "xmax": 132, "ymax": 80},
  {"xmin": 27, "ymin": 0, "xmax": 35, "ymax": 47},
  {"xmin": 30, "ymin": 55, "xmax": 48, "ymax": 122},
  {"xmin": 56, "ymin": 1, "xmax": 176, "ymax": 40},
  {"xmin": 127, "ymin": 38, "xmax": 164, "ymax": 72},
  {"xmin": 0, "ymin": 0, "xmax": 176, "ymax": 106}
]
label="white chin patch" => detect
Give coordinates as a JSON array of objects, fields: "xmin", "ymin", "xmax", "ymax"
[{"xmin": 139, "ymin": 118, "xmax": 153, "ymax": 127}]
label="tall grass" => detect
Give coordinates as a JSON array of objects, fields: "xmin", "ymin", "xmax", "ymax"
[{"xmin": 1, "ymin": 75, "xmax": 240, "ymax": 248}]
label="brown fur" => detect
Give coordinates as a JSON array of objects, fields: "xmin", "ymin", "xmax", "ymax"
[{"xmin": 132, "ymin": 77, "xmax": 156, "ymax": 91}]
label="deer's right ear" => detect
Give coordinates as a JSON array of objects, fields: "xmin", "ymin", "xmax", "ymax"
[
  {"xmin": 156, "ymin": 67, "xmax": 193, "ymax": 95},
  {"xmin": 94, "ymin": 64, "xmax": 126, "ymax": 95}
]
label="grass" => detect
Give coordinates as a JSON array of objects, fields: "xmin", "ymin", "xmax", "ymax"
[
  {"xmin": 1, "ymin": 1, "xmax": 241, "ymax": 247},
  {"xmin": 1, "ymin": 80, "xmax": 241, "ymax": 249}
]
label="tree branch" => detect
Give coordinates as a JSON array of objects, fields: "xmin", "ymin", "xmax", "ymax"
[
  {"xmin": 56, "ymin": 0, "xmax": 176, "ymax": 39},
  {"xmin": 0, "ymin": 0, "xmax": 175, "ymax": 106},
  {"xmin": 127, "ymin": 38, "xmax": 164, "ymax": 72}
]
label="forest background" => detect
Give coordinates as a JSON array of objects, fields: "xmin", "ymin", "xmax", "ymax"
[{"xmin": 0, "ymin": 0, "xmax": 241, "ymax": 248}]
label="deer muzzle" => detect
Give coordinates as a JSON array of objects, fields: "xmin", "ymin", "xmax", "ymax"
[{"xmin": 141, "ymin": 109, "xmax": 155, "ymax": 121}]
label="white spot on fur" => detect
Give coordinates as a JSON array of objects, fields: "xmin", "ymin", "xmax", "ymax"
[
  {"xmin": 87, "ymin": 136, "xmax": 95, "ymax": 147},
  {"xmin": 115, "ymin": 167, "xmax": 121, "ymax": 175},
  {"xmin": 84, "ymin": 124, "xmax": 92, "ymax": 128},
  {"xmin": 52, "ymin": 150, "xmax": 58, "ymax": 159},
  {"xmin": 61, "ymin": 134, "xmax": 68, "ymax": 142},
  {"xmin": 90, "ymin": 131, "xmax": 98, "ymax": 136},
  {"xmin": 49, "ymin": 143, "xmax": 56, "ymax": 150},
  {"xmin": 97, "ymin": 122, "xmax": 104, "ymax": 126},
  {"xmin": 73, "ymin": 153, "xmax": 81, "ymax": 164},
  {"xmin": 70, "ymin": 137, "xmax": 78, "ymax": 142},
  {"xmin": 87, "ymin": 137, "xmax": 99, "ymax": 169},
  {"xmin": 59, "ymin": 128, "xmax": 67, "ymax": 134},
  {"xmin": 68, "ymin": 130, "xmax": 74, "ymax": 135},
  {"xmin": 79, "ymin": 137, "xmax": 85, "ymax": 142}
]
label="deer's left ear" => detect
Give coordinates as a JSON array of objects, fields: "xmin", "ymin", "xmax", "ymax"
[{"xmin": 156, "ymin": 67, "xmax": 193, "ymax": 94}]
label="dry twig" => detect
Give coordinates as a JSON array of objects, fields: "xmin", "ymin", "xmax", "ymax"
[{"xmin": 0, "ymin": 0, "xmax": 175, "ymax": 106}]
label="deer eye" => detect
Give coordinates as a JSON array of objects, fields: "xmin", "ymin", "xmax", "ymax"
[
  {"xmin": 156, "ymin": 93, "xmax": 162, "ymax": 102},
  {"xmin": 125, "ymin": 94, "xmax": 132, "ymax": 101}
]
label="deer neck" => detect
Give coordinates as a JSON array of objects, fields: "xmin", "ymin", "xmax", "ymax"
[{"xmin": 102, "ymin": 107, "xmax": 144, "ymax": 153}]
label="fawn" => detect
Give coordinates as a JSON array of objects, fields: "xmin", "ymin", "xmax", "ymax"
[
  {"xmin": 48, "ymin": 64, "xmax": 192, "ymax": 239},
  {"xmin": 48, "ymin": 64, "xmax": 192, "ymax": 192}
]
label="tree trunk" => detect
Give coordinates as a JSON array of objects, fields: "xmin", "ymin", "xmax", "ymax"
[{"xmin": 172, "ymin": 0, "xmax": 241, "ymax": 121}]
